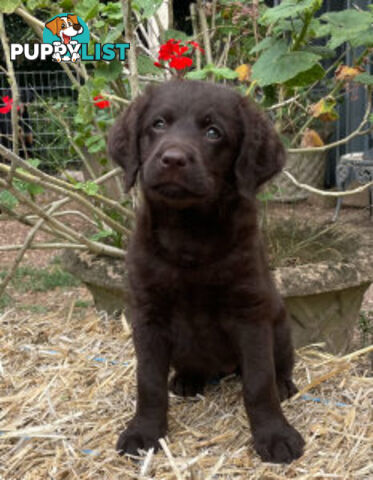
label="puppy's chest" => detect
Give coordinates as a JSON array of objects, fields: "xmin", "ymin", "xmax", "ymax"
[{"xmin": 169, "ymin": 301, "xmax": 234, "ymax": 372}]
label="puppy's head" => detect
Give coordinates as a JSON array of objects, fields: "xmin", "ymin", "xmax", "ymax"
[{"xmin": 108, "ymin": 80, "xmax": 285, "ymax": 208}]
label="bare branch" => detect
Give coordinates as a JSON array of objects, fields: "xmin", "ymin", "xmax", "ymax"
[
  {"xmin": 197, "ymin": 0, "xmax": 213, "ymax": 65},
  {"xmin": 122, "ymin": 0, "xmax": 140, "ymax": 98},
  {"xmin": 0, "ymin": 145, "xmax": 134, "ymax": 222},
  {"xmin": 283, "ymin": 170, "xmax": 373, "ymax": 197},
  {"xmin": 0, "ymin": 178, "xmax": 126, "ymax": 258},
  {"xmin": 0, "ymin": 13, "xmax": 20, "ymax": 162},
  {"xmin": 0, "ymin": 243, "xmax": 89, "ymax": 252},
  {"xmin": 0, "ymin": 201, "xmax": 61, "ymax": 299}
]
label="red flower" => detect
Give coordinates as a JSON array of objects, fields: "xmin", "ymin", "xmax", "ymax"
[
  {"xmin": 169, "ymin": 55, "xmax": 193, "ymax": 70},
  {"xmin": 0, "ymin": 96, "xmax": 13, "ymax": 114},
  {"xmin": 155, "ymin": 39, "xmax": 204, "ymax": 74},
  {"xmin": 93, "ymin": 95, "xmax": 110, "ymax": 109},
  {"xmin": 158, "ymin": 39, "xmax": 179, "ymax": 61},
  {"xmin": 187, "ymin": 41, "xmax": 204, "ymax": 53}
]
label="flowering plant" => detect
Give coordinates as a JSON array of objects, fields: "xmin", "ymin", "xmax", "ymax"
[
  {"xmin": 93, "ymin": 95, "xmax": 111, "ymax": 110},
  {"xmin": 154, "ymin": 39, "xmax": 204, "ymax": 77},
  {"xmin": 0, "ymin": 96, "xmax": 19, "ymax": 114}
]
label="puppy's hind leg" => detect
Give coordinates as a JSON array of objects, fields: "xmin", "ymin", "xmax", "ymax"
[
  {"xmin": 273, "ymin": 307, "xmax": 298, "ymax": 402},
  {"xmin": 169, "ymin": 371, "xmax": 206, "ymax": 397}
]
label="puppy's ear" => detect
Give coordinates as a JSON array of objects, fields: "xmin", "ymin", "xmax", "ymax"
[
  {"xmin": 45, "ymin": 17, "xmax": 60, "ymax": 36},
  {"xmin": 108, "ymin": 92, "xmax": 150, "ymax": 192},
  {"xmin": 235, "ymin": 98, "xmax": 286, "ymax": 198},
  {"xmin": 68, "ymin": 14, "xmax": 79, "ymax": 24}
]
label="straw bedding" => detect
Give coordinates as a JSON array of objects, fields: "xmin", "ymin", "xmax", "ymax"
[{"xmin": 0, "ymin": 308, "xmax": 372, "ymax": 479}]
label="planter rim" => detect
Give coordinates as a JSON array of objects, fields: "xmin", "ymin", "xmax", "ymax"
[
  {"xmin": 274, "ymin": 252, "xmax": 373, "ymax": 297},
  {"xmin": 63, "ymin": 248, "xmax": 373, "ymax": 300}
]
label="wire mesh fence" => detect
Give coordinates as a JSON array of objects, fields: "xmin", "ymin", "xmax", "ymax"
[{"xmin": 0, "ymin": 70, "xmax": 79, "ymax": 171}]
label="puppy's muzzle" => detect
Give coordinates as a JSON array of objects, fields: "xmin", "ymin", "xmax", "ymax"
[{"xmin": 159, "ymin": 148, "xmax": 190, "ymax": 170}]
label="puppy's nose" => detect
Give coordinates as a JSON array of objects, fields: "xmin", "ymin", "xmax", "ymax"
[
  {"xmin": 160, "ymin": 149, "xmax": 187, "ymax": 168},
  {"xmin": 73, "ymin": 24, "xmax": 82, "ymax": 31}
]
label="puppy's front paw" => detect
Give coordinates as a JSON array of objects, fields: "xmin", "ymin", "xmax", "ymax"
[
  {"xmin": 253, "ymin": 422, "xmax": 305, "ymax": 464},
  {"xmin": 116, "ymin": 419, "xmax": 166, "ymax": 456}
]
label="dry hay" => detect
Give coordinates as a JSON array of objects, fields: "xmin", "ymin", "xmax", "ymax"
[{"xmin": 0, "ymin": 307, "xmax": 372, "ymax": 480}]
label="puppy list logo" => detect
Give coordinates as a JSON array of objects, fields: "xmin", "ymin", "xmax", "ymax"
[{"xmin": 10, "ymin": 13, "xmax": 130, "ymax": 63}]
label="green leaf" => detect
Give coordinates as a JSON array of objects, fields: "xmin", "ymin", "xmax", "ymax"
[
  {"xmin": 95, "ymin": 60, "xmax": 123, "ymax": 81},
  {"xmin": 354, "ymin": 73, "xmax": 373, "ymax": 86},
  {"xmin": 75, "ymin": 0, "xmax": 100, "ymax": 21},
  {"xmin": 25, "ymin": 0, "xmax": 48, "ymax": 9},
  {"xmin": 27, "ymin": 158, "xmax": 41, "ymax": 169},
  {"xmin": 137, "ymin": 54, "xmax": 163, "ymax": 76},
  {"xmin": 252, "ymin": 40, "xmax": 321, "ymax": 86},
  {"xmin": 320, "ymin": 10, "xmax": 372, "ymax": 31},
  {"xmin": 27, "ymin": 183, "xmax": 44, "ymax": 196},
  {"xmin": 102, "ymin": 24, "xmax": 124, "ymax": 44},
  {"xmin": 133, "ymin": 0, "xmax": 163, "ymax": 19},
  {"xmin": 0, "ymin": 190, "xmax": 18, "ymax": 210},
  {"xmin": 73, "ymin": 181, "xmax": 99, "ymax": 195},
  {"xmin": 90, "ymin": 229, "xmax": 114, "ymax": 241},
  {"xmin": 60, "ymin": 0, "xmax": 74, "ymax": 9},
  {"xmin": 250, "ymin": 37, "xmax": 277, "ymax": 54},
  {"xmin": 301, "ymin": 45, "xmax": 336, "ymax": 59},
  {"xmin": 349, "ymin": 29, "xmax": 373, "ymax": 49},
  {"xmin": 285, "ymin": 63, "xmax": 325, "ymax": 87},
  {"xmin": 209, "ymin": 66, "xmax": 238, "ymax": 80},
  {"xmin": 1, "ymin": 0, "xmax": 21, "ymax": 13},
  {"xmin": 185, "ymin": 69, "xmax": 209, "ymax": 80},
  {"xmin": 262, "ymin": 0, "xmax": 320, "ymax": 24},
  {"xmin": 101, "ymin": 1, "xmax": 123, "ymax": 21},
  {"xmin": 164, "ymin": 29, "xmax": 189, "ymax": 43},
  {"xmin": 86, "ymin": 135, "xmax": 103, "ymax": 147},
  {"xmin": 87, "ymin": 137, "xmax": 106, "ymax": 153},
  {"xmin": 77, "ymin": 86, "xmax": 94, "ymax": 124},
  {"xmin": 320, "ymin": 10, "xmax": 373, "ymax": 49}
]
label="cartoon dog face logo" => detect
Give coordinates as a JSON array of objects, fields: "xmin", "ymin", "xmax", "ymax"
[
  {"xmin": 45, "ymin": 15, "xmax": 83, "ymax": 44},
  {"xmin": 44, "ymin": 14, "xmax": 85, "ymax": 63}
]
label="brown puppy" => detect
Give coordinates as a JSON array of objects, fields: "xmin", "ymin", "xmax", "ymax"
[{"xmin": 108, "ymin": 80, "xmax": 305, "ymax": 464}]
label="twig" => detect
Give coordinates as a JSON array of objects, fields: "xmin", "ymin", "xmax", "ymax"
[
  {"xmin": 0, "ymin": 178, "xmax": 126, "ymax": 258},
  {"xmin": 217, "ymin": 32, "xmax": 232, "ymax": 68},
  {"xmin": 210, "ymin": 0, "xmax": 217, "ymax": 40},
  {"xmin": 159, "ymin": 438, "xmax": 183, "ymax": 480},
  {"xmin": 0, "ymin": 13, "xmax": 19, "ymax": 163},
  {"xmin": 0, "ymin": 201, "xmax": 60, "ymax": 299},
  {"xmin": 190, "ymin": 3, "xmax": 202, "ymax": 70},
  {"xmin": 0, "ymin": 162, "xmax": 130, "ymax": 237},
  {"xmin": 266, "ymin": 95, "xmax": 301, "ymax": 111},
  {"xmin": 283, "ymin": 170, "xmax": 373, "ymax": 197},
  {"xmin": 197, "ymin": 0, "xmax": 213, "ymax": 66},
  {"xmin": 122, "ymin": 0, "xmax": 140, "ymax": 98},
  {"xmin": 0, "ymin": 243, "xmax": 88, "ymax": 252},
  {"xmin": 0, "ymin": 145, "xmax": 134, "ymax": 221},
  {"xmin": 0, "ymin": 202, "xmax": 77, "ymax": 242},
  {"xmin": 37, "ymin": 97, "xmax": 97, "ymax": 180}
]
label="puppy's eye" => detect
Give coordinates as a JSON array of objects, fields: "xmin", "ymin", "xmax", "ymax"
[
  {"xmin": 152, "ymin": 118, "xmax": 166, "ymax": 130},
  {"xmin": 206, "ymin": 127, "xmax": 221, "ymax": 140}
]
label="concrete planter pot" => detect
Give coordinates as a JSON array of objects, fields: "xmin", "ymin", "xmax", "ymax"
[
  {"xmin": 265, "ymin": 150, "xmax": 327, "ymax": 202},
  {"xmin": 62, "ymin": 244, "xmax": 373, "ymax": 354},
  {"xmin": 273, "ymin": 255, "xmax": 372, "ymax": 353}
]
